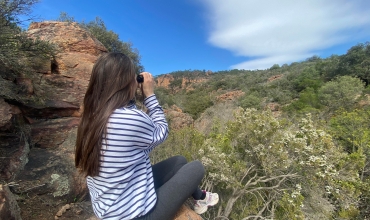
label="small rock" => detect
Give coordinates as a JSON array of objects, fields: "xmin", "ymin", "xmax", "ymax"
[
  {"xmin": 65, "ymin": 204, "xmax": 71, "ymax": 210},
  {"xmin": 75, "ymin": 208, "xmax": 82, "ymax": 215},
  {"xmin": 55, "ymin": 203, "xmax": 72, "ymax": 217}
]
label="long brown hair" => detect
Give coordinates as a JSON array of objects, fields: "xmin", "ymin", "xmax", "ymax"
[{"xmin": 75, "ymin": 52, "xmax": 137, "ymax": 177}]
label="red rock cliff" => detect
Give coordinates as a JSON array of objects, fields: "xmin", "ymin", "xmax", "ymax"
[{"xmin": 0, "ymin": 21, "xmax": 108, "ymax": 219}]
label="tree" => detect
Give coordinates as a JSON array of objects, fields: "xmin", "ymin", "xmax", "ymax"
[
  {"xmin": 270, "ymin": 64, "xmax": 280, "ymax": 70},
  {"xmin": 284, "ymin": 87, "xmax": 322, "ymax": 114},
  {"xmin": 292, "ymin": 67, "xmax": 323, "ymax": 92},
  {"xmin": 318, "ymin": 75, "xmax": 364, "ymax": 112},
  {"xmin": 320, "ymin": 43, "xmax": 370, "ymax": 83},
  {"xmin": 0, "ymin": 0, "xmax": 38, "ymax": 23},
  {"xmin": 306, "ymin": 55, "xmax": 321, "ymax": 62},
  {"xmin": 0, "ymin": 0, "xmax": 55, "ymax": 76},
  {"xmin": 56, "ymin": 11, "xmax": 74, "ymax": 22},
  {"xmin": 338, "ymin": 42, "xmax": 370, "ymax": 82}
]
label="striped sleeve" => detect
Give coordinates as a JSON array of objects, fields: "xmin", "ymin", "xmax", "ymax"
[
  {"xmin": 106, "ymin": 94, "xmax": 168, "ymax": 152},
  {"xmin": 141, "ymin": 94, "xmax": 169, "ymax": 151}
]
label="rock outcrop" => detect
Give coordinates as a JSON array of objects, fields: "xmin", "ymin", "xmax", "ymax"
[
  {"xmin": 157, "ymin": 74, "xmax": 175, "ymax": 88},
  {"xmin": 216, "ymin": 90, "xmax": 245, "ymax": 102},
  {"xmin": 26, "ymin": 21, "xmax": 107, "ymax": 110},
  {"xmin": 164, "ymin": 105, "xmax": 194, "ymax": 130},
  {"xmin": 156, "ymin": 74, "xmax": 209, "ymax": 92},
  {"xmin": 267, "ymin": 74, "xmax": 283, "ymax": 82},
  {"xmin": 0, "ymin": 21, "xmax": 106, "ymax": 219},
  {"xmin": 181, "ymin": 77, "xmax": 208, "ymax": 90}
]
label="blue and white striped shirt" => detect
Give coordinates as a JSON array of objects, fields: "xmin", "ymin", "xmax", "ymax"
[{"xmin": 87, "ymin": 95, "xmax": 169, "ymax": 219}]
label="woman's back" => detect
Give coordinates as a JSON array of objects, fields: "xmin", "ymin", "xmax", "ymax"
[{"xmin": 87, "ymin": 96, "xmax": 168, "ymax": 219}]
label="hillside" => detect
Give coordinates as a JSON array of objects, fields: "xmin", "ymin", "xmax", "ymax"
[
  {"xmin": 151, "ymin": 43, "xmax": 370, "ymax": 219},
  {"xmin": 155, "ymin": 50, "xmax": 370, "ymax": 132},
  {"xmin": 1, "ymin": 2, "xmax": 370, "ymax": 219}
]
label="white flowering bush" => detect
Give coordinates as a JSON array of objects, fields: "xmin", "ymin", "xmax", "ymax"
[
  {"xmin": 152, "ymin": 108, "xmax": 363, "ymax": 219},
  {"xmin": 196, "ymin": 109, "xmax": 296, "ymax": 218},
  {"xmin": 197, "ymin": 109, "xmax": 362, "ymax": 219},
  {"xmin": 280, "ymin": 114, "xmax": 362, "ymax": 219}
]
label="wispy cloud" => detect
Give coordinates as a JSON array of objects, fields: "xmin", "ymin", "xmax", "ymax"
[{"xmin": 201, "ymin": 0, "xmax": 370, "ymax": 70}]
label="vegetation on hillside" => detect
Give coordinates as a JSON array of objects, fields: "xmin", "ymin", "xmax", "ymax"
[
  {"xmin": 156, "ymin": 44, "xmax": 369, "ymax": 120},
  {"xmin": 153, "ymin": 42, "xmax": 370, "ymax": 219}
]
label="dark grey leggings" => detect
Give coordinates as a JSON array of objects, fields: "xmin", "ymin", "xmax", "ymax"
[{"xmin": 135, "ymin": 155, "xmax": 205, "ymax": 220}]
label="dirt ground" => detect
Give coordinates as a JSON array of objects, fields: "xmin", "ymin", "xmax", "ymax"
[{"xmin": 17, "ymin": 190, "xmax": 96, "ymax": 220}]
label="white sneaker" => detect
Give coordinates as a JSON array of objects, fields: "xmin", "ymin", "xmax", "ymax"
[{"xmin": 193, "ymin": 191, "xmax": 219, "ymax": 214}]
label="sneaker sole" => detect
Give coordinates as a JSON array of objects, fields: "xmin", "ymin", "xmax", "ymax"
[
  {"xmin": 194, "ymin": 196, "xmax": 219, "ymax": 215},
  {"xmin": 194, "ymin": 205, "xmax": 208, "ymax": 215},
  {"xmin": 208, "ymin": 195, "xmax": 219, "ymax": 207}
]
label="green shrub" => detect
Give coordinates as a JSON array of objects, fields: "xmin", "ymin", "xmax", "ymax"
[
  {"xmin": 239, "ymin": 92, "xmax": 262, "ymax": 109},
  {"xmin": 183, "ymin": 89, "xmax": 213, "ymax": 119},
  {"xmin": 318, "ymin": 75, "xmax": 365, "ymax": 112}
]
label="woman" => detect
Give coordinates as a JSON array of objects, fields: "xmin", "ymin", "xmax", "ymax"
[{"xmin": 75, "ymin": 52, "xmax": 218, "ymax": 219}]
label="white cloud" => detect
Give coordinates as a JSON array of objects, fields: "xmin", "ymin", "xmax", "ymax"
[{"xmin": 202, "ymin": 0, "xmax": 370, "ymax": 70}]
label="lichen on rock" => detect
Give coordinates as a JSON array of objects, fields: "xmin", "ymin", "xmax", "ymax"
[{"xmin": 50, "ymin": 173, "xmax": 70, "ymax": 197}]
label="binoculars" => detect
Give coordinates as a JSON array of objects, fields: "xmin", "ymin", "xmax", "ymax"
[{"xmin": 137, "ymin": 75, "xmax": 144, "ymax": 83}]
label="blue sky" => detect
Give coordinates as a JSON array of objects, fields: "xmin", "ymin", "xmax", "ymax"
[{"xmin": 26, "ymin": 0, "xmax": 370, "ymax": 76}]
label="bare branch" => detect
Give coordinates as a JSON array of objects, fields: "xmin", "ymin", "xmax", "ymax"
[
  {"xmin": 243, "ymin": 173, "xmax": 297, "ymax": 190},
  {"xmin": 240, "ymin": 164, "xmax": 255, "ymax": 183},
  {"xmin": 245, "ymin": 175, "xmax": 291, "ymax": 193},
  {"xmin": 243, "ymin": 171, "xmax": 259, "ymax": 188}
]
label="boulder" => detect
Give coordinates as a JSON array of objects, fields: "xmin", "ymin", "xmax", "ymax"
[
  {"xmin": 26, "ymin": 21, "xmax": 108, "ymax": 109},
  {"xmin": 12, "ymin": 120, "xmax": 85, "ymax": 199},
  {"xmin": 28, "ymin": 21, "xmax": 106, "ymax": 56}
]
